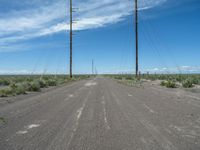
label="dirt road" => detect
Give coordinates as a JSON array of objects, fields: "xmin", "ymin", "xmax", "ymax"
[{"xmin": 0, "ymin": 77, "xmax": 200, "ymax": 150}]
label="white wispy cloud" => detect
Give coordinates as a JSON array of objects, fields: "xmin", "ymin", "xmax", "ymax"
[
  {"xmin": 145, "ymin": 66, "xmax": 200, "ymax": 73},
  {"xmin": 0, "ymin": 0, "xmax": 166, "ymax": 46}
]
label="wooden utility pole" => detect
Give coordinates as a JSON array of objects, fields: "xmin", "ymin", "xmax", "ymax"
[
  {"xmin": 69, "ymin": 0, "xmax": 73, "ymax": 78},
  {"xmin": 92, "ymin": 59, "xmax": 94, "ymax": 75},
  {"xmin": 135, "ymin": 0, "xmax": 139, "ymax": 78}
]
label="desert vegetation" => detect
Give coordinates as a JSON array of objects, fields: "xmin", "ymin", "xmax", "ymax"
[
  {"xmin": 0, "ymin": 75, "xmax": 91, "ymax": 97},
  {"xmin": 106, "ymin": 74, "xmax": 200, "ymax": 88}
]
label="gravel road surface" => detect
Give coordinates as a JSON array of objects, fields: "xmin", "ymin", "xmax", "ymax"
[{"xmin": 0, "ymin": 77, "xmax": 200, "ymax": 150}]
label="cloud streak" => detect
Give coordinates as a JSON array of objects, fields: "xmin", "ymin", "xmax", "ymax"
[{"xmin": 0, "ymin": 0, "xmax": 166, "ymax": 46}]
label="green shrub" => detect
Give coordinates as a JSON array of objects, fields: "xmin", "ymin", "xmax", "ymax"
[
  {"xmin": 114, "ymin": 76, "xmax": 122, "ymax": 80},
  {"xmin": 0, "ymin": 79, "xmax": 10, "ymax": 86},
  {"xmin": 30, "ymin": 81, "xmax": 41, "ymax": 91},
  {"xmin": 166, "ymin": 81, "xmax": 176, "ymax": 88},
  {"xmin": 191, "ymin": 77, "xmax": 200, "ymax": 85},
  {"xmin": 10, "ymin": 83, "xmax": 17, "ymax": 89},
  {"xmin": 31, "ymin": 81, "xmax": 41, "ymax": 92},
  {"xmin": 14, "ymin": 84, "xmax": 26, "ymax": 95},
  {"xmin": 161, "ymin": 80, "xmax": 176, "ymax": 88},
  {"xmin": 125, "ymin": 76, "xmax": 134, "ymax": 80},
  {"xmin": 20, "ymin": 82, "xmax": 32, "ymax": 91},
  {"xmin": 0, "ymin": 88, "xmax": 13, "ymax": 97},
  {"xmin": 46, "ymin": 79, "xmax": 57, "ymax": 86},
  {"xmin": 26, "ymin": 77, "xmax": 34, "ymax": 82},
  {"xmin": 9, "ymin": 83, "xmax": 26, "ymax": 95},
  {"xmin": 161, "ymin": 81, "xmax": 167, "ymax": 86},
  {"xmin": 0, "ymin": 117, "xmax": 6, "ymax": 123},
  {"xmin": 182, "ymin": 79, "xmax": 194, "ymax": 88},
  {"xmin": 38, "ymin": 79, "xmax": 48, "ymax": 88}
]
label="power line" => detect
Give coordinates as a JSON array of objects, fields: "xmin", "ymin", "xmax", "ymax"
[{"xmin": 138, "ymin": 1, "xmax": 182, "ymax": 74}]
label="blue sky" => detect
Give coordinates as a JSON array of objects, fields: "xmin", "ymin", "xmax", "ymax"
[{"xmin": 0, "ymin": 0, "xmax": 200, "ymax": 74}]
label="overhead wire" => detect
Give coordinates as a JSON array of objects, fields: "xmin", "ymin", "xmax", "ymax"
[
  {"xmin": 139, "ymin": 14, "xmax": 171, "ymax": 74},
  {"xmin": 139, "ymin": 0, "xmax": 182, "ymax": 74}
]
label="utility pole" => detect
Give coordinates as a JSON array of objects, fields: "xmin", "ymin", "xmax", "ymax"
[
  {"xmin": 69, "ymin": 0, "xmax": 73, "ymax": 78},
  {"xmin": 95, "ymin": 67, "xmax": 97, "ymax": 75},
  {"xmin": 135, "ymin": 0, "xmax": 139, "ymax": 79},
  {"xmin": 92, "ymin": 59, "xmax": 94, "ymax": 75}
]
